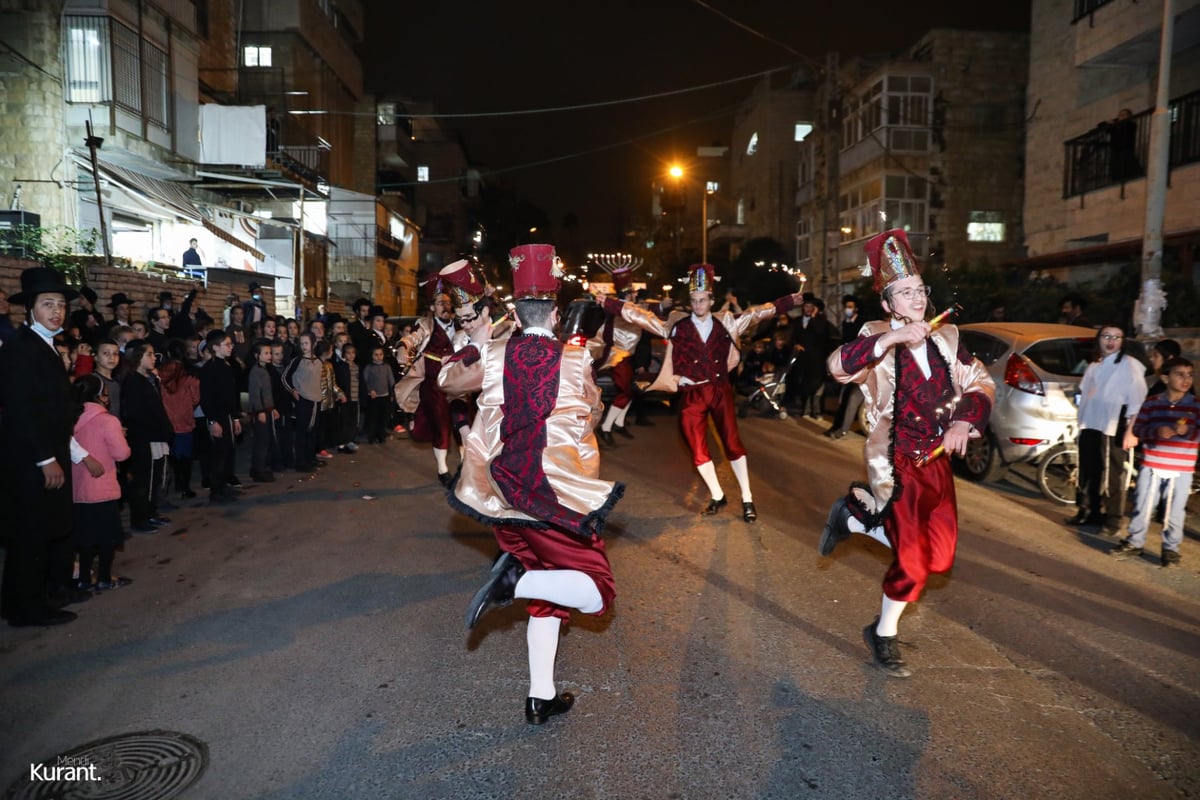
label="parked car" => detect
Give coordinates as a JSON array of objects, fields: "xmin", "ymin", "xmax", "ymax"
[{"xmin": 954, "ymin": 322, "xmax": 1126, "ymax": 482}]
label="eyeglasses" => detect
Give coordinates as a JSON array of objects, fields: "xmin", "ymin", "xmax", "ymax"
[
  {"xmin": 1101, "ymin": 334, "xmax": 1124, "ymax": 341},
  {"xmin": 889, "ymin": 285, "xmax": 931, "ymax": 302}
]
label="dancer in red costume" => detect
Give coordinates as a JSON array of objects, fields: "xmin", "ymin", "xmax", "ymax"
[
  {"xmin": 440, "ymin": 243, "xmax": 622, "ymax": 725},
  {"xmin": 818, "ymin": 229, "xmax": 994, "ymax": 677},
  {"xmin": 396, "ymin": 280, "xmax": 458, "ymax": 485},
  {"xmin": 603, "ymin": 263, "xmax": 804, "ymax": 522}
]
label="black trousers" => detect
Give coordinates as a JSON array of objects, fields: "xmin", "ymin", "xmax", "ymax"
[
  {"xmin": 293, "ymin": 398, "xmax": 319, "ymax": 468},
  {"xmin": 204, "ymin": 417, "xmax": 234, "ymax": 495},
  {"xmin": 251, "ymin": 416, "xmax": 277, "ymax": 475},
  {"xmin": 127, "ymin": 444, "xmax": 165, "ymax": 525},
  {"xmin": 1077, "ymin": 428, "xmax": 1132, "ymax": 520},
  {"xmin": 1, "ymin": 455, "xmax": 73, "ymax": 618},
  {"xmin": 274, "ymin": 415, "xmax": 295, "ymax": 469}
]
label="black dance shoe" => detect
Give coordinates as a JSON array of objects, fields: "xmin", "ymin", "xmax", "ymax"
[
  {"xmin": 598, "ymin": 430, "xmax": 615, "ymax": 446},
  {"xmin": 464, "ymin": 552, "xmax": 526, "ymax": 629},
  {"xmin": 525, "ymin": 693, "xmax": 575, "ymax": 725},
  {"xmin": 863, "ymin": 618, "xmax": 912, "ymax": 678},
  {"xmin": 742, "ymin": 501, "xmax": 758, "ymax": 523},
  {"xmin": 701, "ymin": 497, "xmax": 728, "ymax": 515},
  {"xmin": 819, "ymin": 497, "xmax": 853, "ymax": 557}
]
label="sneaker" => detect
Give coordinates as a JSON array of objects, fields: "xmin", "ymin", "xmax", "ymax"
[
  {"xmin": 863, "ymin": 618, "xmax": 912, "ymax": 678},
  {"xmin": 316, "ymin": 450, "xmax": 334, "ymax": 460},
  {"xmin": 344, "ymin": 442, "xmax": 359, "ymax": 453},
  {"xmin": 1161, "ymin": 549, "xmax": 1182, "ymax": 567},
  {"xmin": 1109, "ymin": 539, "xmax": 1143, "ymax": 558}
]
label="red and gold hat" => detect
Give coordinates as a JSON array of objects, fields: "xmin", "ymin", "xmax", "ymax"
[
  {"xmin": 688, "ymin": 263, "xmax": 715, "ymax": 295},
  {"xmin": 591, "ymin": 253, "xmax": 642, "ymax": 296},
  {"xmin": 863, "ymin": 229, "xmax": 920, "ymax": 293},
  {"xmin": 439, "ymin": 259, "xmax": 486, "ymax": 316},
  {"xmin": 509, "ymin": 244, "xmax": 561, "ymax": 300}
]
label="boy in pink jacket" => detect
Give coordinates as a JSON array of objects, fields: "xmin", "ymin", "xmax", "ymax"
[{"xmin": 71, "ymin": 374, "xmax": 133, "ymax": 590}]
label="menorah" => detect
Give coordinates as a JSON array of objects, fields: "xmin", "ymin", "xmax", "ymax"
[{"xmin": 587, "ymin": 253, "xmax": 643, "ymax": 274}]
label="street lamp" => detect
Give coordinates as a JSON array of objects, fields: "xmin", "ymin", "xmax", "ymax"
[{"xmin": 667, "ymin": 165, "xmax": 711, "ymax": 264}]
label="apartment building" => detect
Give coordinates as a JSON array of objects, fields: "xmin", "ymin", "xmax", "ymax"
[
  {"xmin": 1022, "ymin": 0, "xmax": 1200, "ymax": 285},
  {"xmin": 795, "ymin": 29, "xmax": 1029, "ymax": 301}
]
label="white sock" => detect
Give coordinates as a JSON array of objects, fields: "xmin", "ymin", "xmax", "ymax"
[
  {"xmin": 614, "ymin": 404, "xmax": 631, "ymax": 427},
  {"xmin": 876, "ymin": 595, "xmax": 908, "ymax": 637},
  {"xmin": 601, "ymin": 404, "xmax": 621, "ymax": 432},
  {"xmin": 846, "ymin": 517, "xmax": 891, "ymax": 549},
  {"xmin": 515, "ymin": 570, "xmax": 603, "ymax": 614},
  {"xmin": 433, "ymin": 447, "xmax": 448, "ymax": 473},
  {"xmin": 729, "ymin": 456, "xmax": 752, "ymax": 502},
  {"xmin": 696, "ymin": 460, "xmax": 724, "ymax": 500},
  {"xmin": 527, "ymin": 616, "xmax": 561, "ymax": 700}
]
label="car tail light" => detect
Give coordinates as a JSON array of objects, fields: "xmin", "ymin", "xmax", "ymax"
[
  {"xmin": 566, "ymin": 334, "xmax": 588, "ymax": 348},
  {"xmin": 1009, "ymin": 437, "xmax": 1046, "ymax": 446},
  {"xmin": 1004, "ymin": 353, "xmax": 1044, "ymax": 395}
]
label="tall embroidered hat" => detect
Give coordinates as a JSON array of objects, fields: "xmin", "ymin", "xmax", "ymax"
[
  {"xmin": 863, "ymin": 229, "xmax": 920, "ymax": 292},
  {"xmin": 439, "ymin": 259, "xmax": 487, "ymax": 317},
  {"xmin": 509, "ymin": 244, "xmax": 561, "ymax": 300},
  {"xmin": 687, "ymin": 263, "xmax": 716, "ymax": 295}
]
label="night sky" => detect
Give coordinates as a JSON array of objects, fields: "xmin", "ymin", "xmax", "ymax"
[{"xmin": 362, "ymin": 1, "xmax": 1031, "ymax": 250}]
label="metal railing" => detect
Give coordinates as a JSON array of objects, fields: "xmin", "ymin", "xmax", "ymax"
[
  {"xmin": 1072, "ymin": 0, "xmax": 1116, "ymax": 23},
  {"xmin": 1063, "ymin": 89, "xmax": 1200, "ymax": 197}
]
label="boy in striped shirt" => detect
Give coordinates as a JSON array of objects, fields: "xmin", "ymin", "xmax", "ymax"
[{"xmin": 1111, "ymin": 357, "xmax": 1198, "ymax": 566}]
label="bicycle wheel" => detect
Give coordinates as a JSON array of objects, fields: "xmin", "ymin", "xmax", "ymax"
[{"xmin": 1037, "ymin": 444, "xmax": 1078, "ymax": 505}]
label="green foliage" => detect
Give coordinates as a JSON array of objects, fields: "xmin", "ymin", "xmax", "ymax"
[{"xmin": 2, "ymin": 224, "xmax": 99, "ymax": 286}]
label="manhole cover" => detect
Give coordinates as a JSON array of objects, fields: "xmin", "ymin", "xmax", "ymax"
[{"xmin": 4, "ymin": 730, "xmax": 207, "ymax": 800}]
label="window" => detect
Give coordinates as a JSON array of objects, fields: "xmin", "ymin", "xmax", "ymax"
[
  {"xmin": 142, "ymin": 41, "xmax": 168, "ymax": 127},
  {"xmin": 838, "ymin": 178, "xmax": 883, "ymax": 240},
  {"xmin": 960, "ymin": 332, "xmax": 1008, "ymax": 367},
  {"xmin": 243, "ymin": 45, "xmax": 272, "ymax": 67},
  {"xmin": 746, "ymin": 132, "xmax": 758, "ymax": 155},
  {"xmin": 967, "ymin": 211, "xmax": 1006, "ymax": 242},
  {"xmin": 64, "ymin": 17, "xmax": 111, "ymax": 103},
  {"xmin": 881, "ymin": 175, "xmax": 927, "ymax": 234},
  {"xmin": 794, "ymin": 122, "xmax": 813, "ymax": 142},
  {"xmin": 417, "ymin": 166, "xmax": 429, "ymax": 182},
  {"xmin": 377, "ymin": 102, "xmax": 395, "ymax": 125},
  {"xmin": 112, "ymin": 21, "xmax": 140, "ymax": 113},
  {"xmin": 796, "ymin": 217, "xmax": 812, "ymax": 262},
  {"xmin": 841, "ymin": 74, "xmax": 930, "ymax": 151},
  {"xmin": 706, "ymin": 181, "xmax": 719, "ymax": 193},
  {"xmin": 798, "ymin": 144, "xmax": 813, "ymax": 186}
]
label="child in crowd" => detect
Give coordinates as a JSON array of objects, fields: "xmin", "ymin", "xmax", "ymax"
[
  {"xmin": 1111, "ymin": 357, "xmax": 1199, "ymax": 567},
  {"xmin": 282, "ymin": 331, "xmax": 323, "ymax": 471},
  {"xmin": 93, "ymin": 340, "xmax": 123, "ymax": 418},
  {"xmin": 71, "ymin": 374, "xmax": 133, "ymax": 591},
  {"xmin": 159, "ymin": 340, "xmax": 201, "ymax": 499},
  {"xmin": 247, "ymin": 340, "xmax": 279, "ymax": 482},
  {"xmin": 314, "ymin": 339, "xmax": 343, "ymax": 460},
  {"xmin": 270, "ymin": 342, "xmax": 295, "ymax": 471},
  {"xmin": 363, "ymin": 345, "xmax": 397, "ymax": 444},
  {"xmin": 333, "ymin": 342, "xmax": 361, "ymax": 453}
]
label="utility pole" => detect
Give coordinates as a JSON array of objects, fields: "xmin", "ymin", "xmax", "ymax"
[
  {"xmin": 1136, "ymin": 0, "xmax": 1175, "ymax": 339},
  {"xmin": 85, "ymin": 119, "xmax": 113, "ymax": 267}
]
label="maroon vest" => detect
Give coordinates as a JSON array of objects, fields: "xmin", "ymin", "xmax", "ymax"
[
  {"xmin": 671, "ymin": 317, "xmax": 733, "ymax": 384},
  {"xmin": 892, "ymin": 345, "xmax": 956, "ymax": 459}
]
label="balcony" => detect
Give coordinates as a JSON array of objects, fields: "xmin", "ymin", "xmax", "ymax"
[{"xmin": 1063, "ymin": 89, "xmax": 1200, "ymax": 198}]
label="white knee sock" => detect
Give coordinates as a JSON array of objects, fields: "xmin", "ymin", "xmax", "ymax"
[
  {"xmin": 614, "ymin": 404, "xmax": 631, "ymax": 427},
  {"xmin": 601, "ymin": 404, "xmax": 621, "ymax": 432},
  {"xmin": 846, "ymin": 517, "xmax": 891, "ymax": 549},
  {"xmin": 696, "ymin": 460, "xmax": 724, "ymax": 500},
  {"xmin": 515, "ymin": 570, "xmax": 603, "ymax": 614},
  {"xmin": 729, "ymin": 456, "xmax": 752, "ymax": 502},
  {"xmin": 876, "ymin": 595, "xmax": 908, "ymax": 637},
  {"xmin": 433, "ymin": 447, "xmax": 448, "ymax": 473},
  {"xmin": 527, "ymin": 615, "xmax": 562, "ymax": 700}
]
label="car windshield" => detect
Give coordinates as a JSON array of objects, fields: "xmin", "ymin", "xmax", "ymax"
[{"xmin": 1022, "ymin": 337, "xmax": 1096, "ymax": 377}]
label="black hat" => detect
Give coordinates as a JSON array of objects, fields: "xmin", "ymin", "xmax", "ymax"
[
  {"xmin": 369, "ymin": 305, "xmax": 386, "ymax": 319},
  {"xmin": 10, "ymin": 266, "xmax": 79, "ymax": 307},
  {"xmin": 108, "ymin": 292, "xmax": 133, "ymax": 308},
  {"xmin": 159, "ymin": 290, "xmax": 173, "ymax": 301},
  {"xmin": 352, "ymin": 298, "xmax": 371, "ymax": 311},
  {"xmin": 80, "ymin": 286, "xmax": 98, "ymax": 304},
  {"xmin": 249, "ymin": 282, "xmax": 261, "ymax": 293}
]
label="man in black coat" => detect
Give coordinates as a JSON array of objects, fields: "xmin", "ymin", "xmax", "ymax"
[
  {"xmin": 199, "ymin": 329, "xmax": 243, "ymax": 503},
  {"xmin": 347, "ymin": 297, "xmax": 375, "ymax": 366},
  {"xmin": 0, "ymin": 267, "xmax": 83, "ymax": 626},
  {"xmin": 786, "ymin": 293, "xmax": 832, "ymax": 418},
  {"xmin": 825, "ymin": 295, "xmax": 869, "ymax": 439}
]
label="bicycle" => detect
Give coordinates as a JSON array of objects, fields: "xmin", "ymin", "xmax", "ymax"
[{"xmin": 1037, "ymin": 441, "xmax": 1079, "ymax": 505}]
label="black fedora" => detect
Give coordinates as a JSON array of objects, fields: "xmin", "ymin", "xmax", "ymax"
[
  {"xmin": 108, "ymin": 292, "xmax": 133, "ymax": 309},
  {"xmin": 9, "ymin": 266, "xmax": 79, "ymax": 307}
]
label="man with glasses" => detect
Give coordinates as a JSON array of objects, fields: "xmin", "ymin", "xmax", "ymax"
[
  {"xmin": 1067, "ymin": 324, "xmax": 1147, "ymax": 532},
  {"xmin": 818, "ymin": 229, "xmax": 994, "ymax": 678}
]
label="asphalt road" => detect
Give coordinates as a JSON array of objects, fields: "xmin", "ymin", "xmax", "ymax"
[{"xmin": 2, "ymin": 404, "xmax": 1198, "ymax": 799}]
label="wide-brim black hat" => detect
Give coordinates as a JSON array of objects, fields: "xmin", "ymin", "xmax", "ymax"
[
  {"xmin": 108, "ymin": 292, "xmax": 133, "ymax": 308},
  {"xmin": 10, "ymin": 266, "xmax": 79, "ymax": 307}
]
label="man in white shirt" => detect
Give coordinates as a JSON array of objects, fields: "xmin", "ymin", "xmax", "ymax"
[{"xmin": 1068, "ymin": 324, "xmax": 1147, "ymax": 532}]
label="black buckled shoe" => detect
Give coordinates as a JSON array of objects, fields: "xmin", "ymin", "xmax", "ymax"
[
  {"xmin": 615, "ymin": 425, "xmax": 634, "ymax": 440},
  {"xmin": 465, "ymin": 552, "xmax": 526, "ymax": 629},
  {"xmin": 1064, "ymin": 510, "xmax": 1089, "ymax": 526},
  {"xmin": 819, "ymin": 497, "xmax": 853, "ymax": 557},
  {"xmin": 742, "ymin": 501, "xmax": 757, "ymax": 523},
  {"xmin": 598, "ymin": 430, "xmax": 615, "ymax": 446},
  {"xmin": 701, "ymin": 497, "xmax": 728, "ymax": 515},
  {"xmin": 438, "ymin": 471, "xmax": 453, "ymax": 488},
  {"xmin": 863, "ymin": 618, "xmax": 912, "ymax": 678},
  {"xmin": 525, "ymin": 692, "xmax": 575, "ymax": 725}
]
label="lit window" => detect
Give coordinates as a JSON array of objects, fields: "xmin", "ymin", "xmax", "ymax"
[
  {"xmin": 967, "ymin": 211, "xmax": 1006, "ymax": 242},
  {"xmin": 794, "ymin": 123, "xmax": 813, "ymax": 142},
  {"xmin": 746, "ymin": 132, "xmax": 758, "ymax": 155},
  {"xmin": 243, "ymin": 46, "xmax": 272, "ymax": 67},
  {"xmin": 417, "ymin": 166, "xmax": 430, "ymax": 182},
  {"xmin": 706, "ymin": 181, "xmax": 719, "ymax": 193}
]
